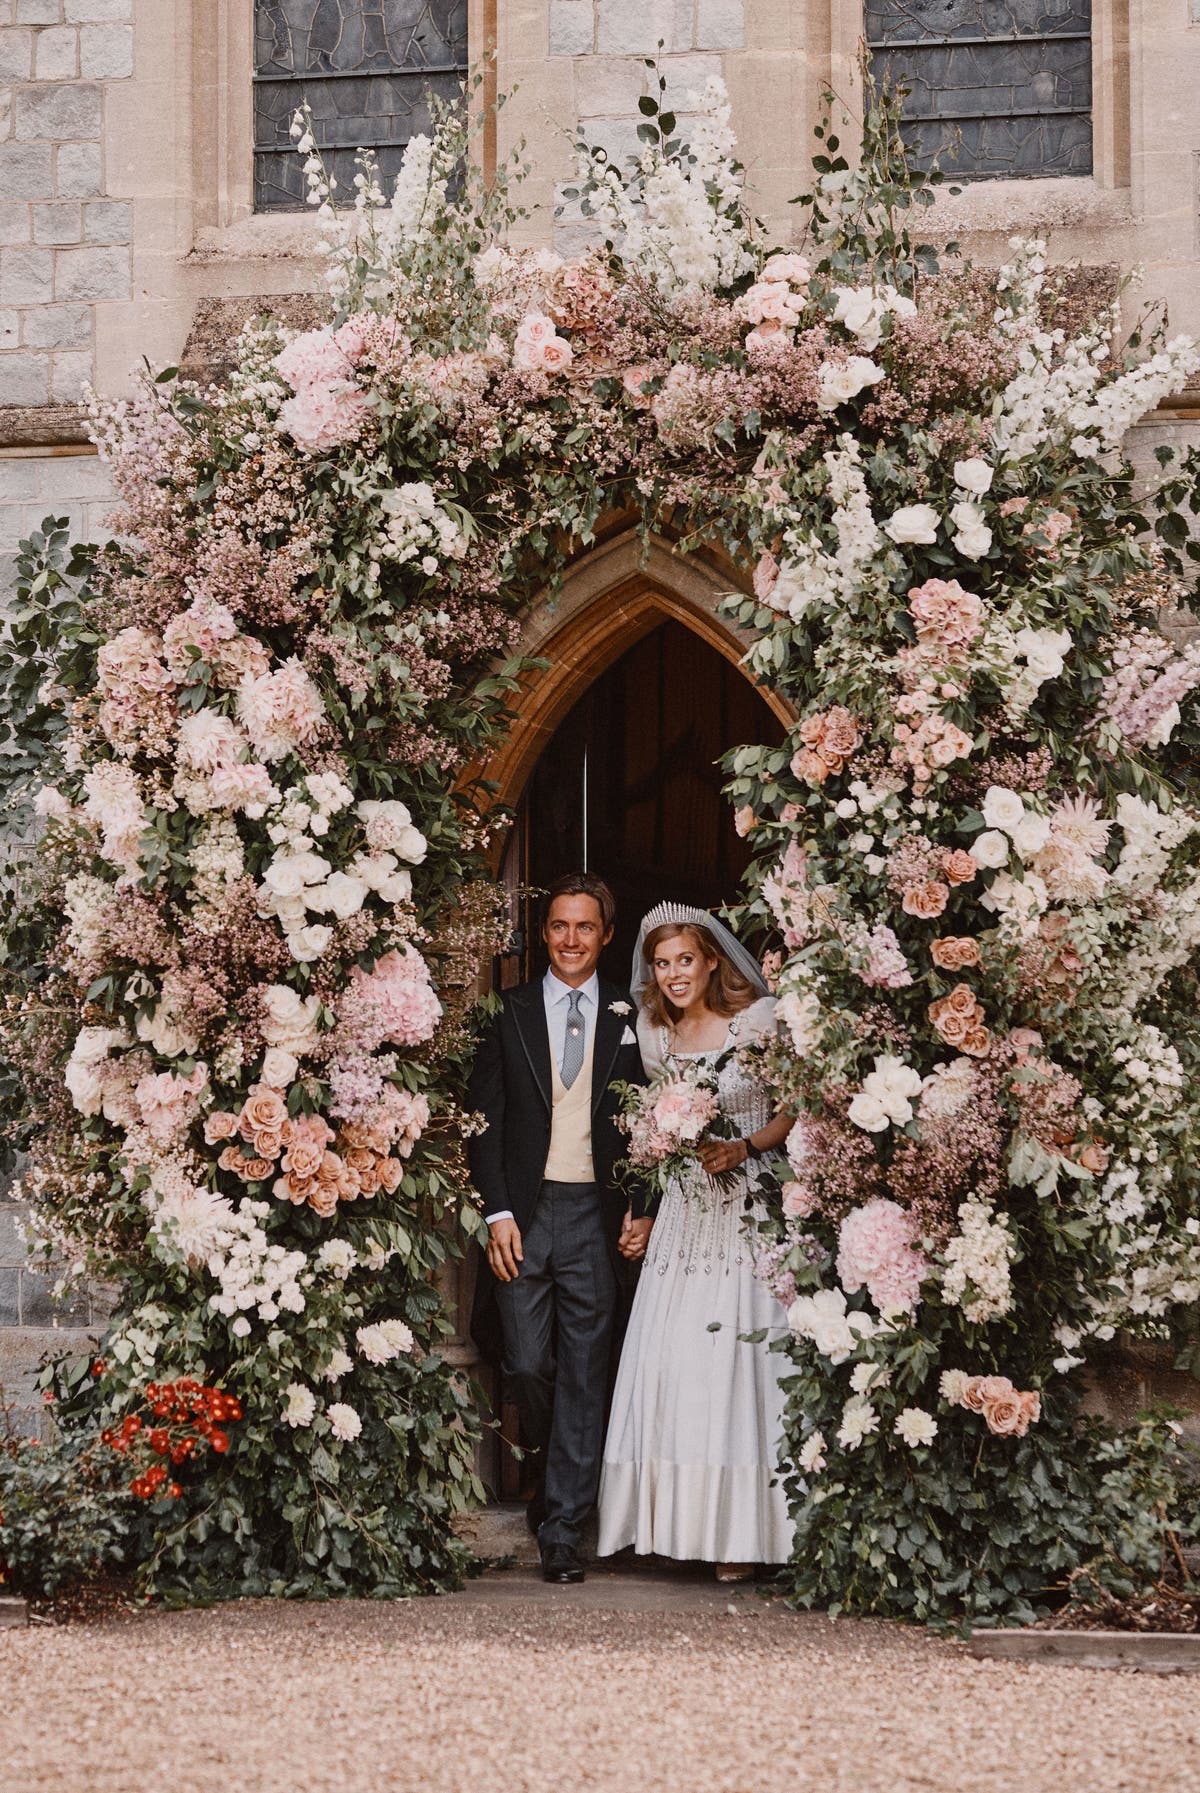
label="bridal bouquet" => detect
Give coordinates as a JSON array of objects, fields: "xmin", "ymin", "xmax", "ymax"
[{"xmin": 614, "ymin": 1060, "xmax": 740, "ymax": 1202}]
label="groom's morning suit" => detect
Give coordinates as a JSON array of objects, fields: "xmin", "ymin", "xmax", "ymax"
[{"xmin": 467, "ymin": 969, "xmax": 647, "ymax": 1548}]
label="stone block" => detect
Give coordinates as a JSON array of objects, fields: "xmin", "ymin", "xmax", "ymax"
[
  {"xmin": 19, "ymin": 1266, "xmax": 90, "ymax": 1326},
  {"xmin": 580, "ymin": 116, "xmax": 641, "ymax": 165},
  {"xmin": 56, "ymin": 140, "xmax": 102, "ymax": 197},
  {"xmin": 9, "ymin": 350, "xmax": 54, "ymax": 409},
  {"xmin": 595, "ymin": 0, "xmax": 693, "ymax": 54},
  {"xmin": 33, "ymin": 200, "xmax": 80, "ymax": 244},
  {"xmin": 82, "ymin": 197, "xmax": 128, "ymax": 242},
  {"xmin": 0, "ymin": 26, "xmax": 33, "ymax": 78},
  {"xmin": 0, "ymin": 1202, "xmax": 28, "ymax": 1262},
  {"xmin": 0, "ymin": 245, "xmax": 52, "ymax": 305},
  {"xmin": 0, "ymin": 1597, "xmax": 28, "ymax": 1627},
  {"xmin": 574, "ymin": 55, "xmax": 644, "ymax": 116},
  {"xmin": 21, "ymin": 299, "xmax": 88, "ymax": 347},
  {"xmin": 33, "ymin": 21, "xmax": 75, "ymax": 78},
  {"xmin": 65, "ymin": 0, "xmax": 129, "ymax": 17},
  {"xmin": 695, "ymin": 0, "xmax": 742, "ymax": 48},
  {"xmin": 0, "ymin": 349, "xmax": 48, "ymax": 406},
  {"xmin": 0, "ymin": 1264, "xmax": 18, "ymax": 1325},
  {"xmin": 0, "ymin": 143, "xmax": 53, "ymax": 199},
  {"xmin": 659, "ymin": 51, "xmax": 722, "ymax": 109},
  {"xmin": 0, "ymin": 311, "xmax": 17, "ymax": 350},
  {"xmin": 49, "ymin": 347, "xmax": 89, "ymax": 401},
  {"xmin": 78, "ymin": 18, "xmax": 129, "ymax": 76},
  {"xmin": 15, "ymin": 0, "xmax": 60, "ymax": 22},
  {"xmin": 0, "ymin": 204, "xmax": 30, "ymax": 246},
  {"xmin": 549, "ymin": 0, "xmax": 594, "ymax": 56},
  {"xmin": 54, "ymin": 242, "xmax": 127, "ymax": 300},
  {"xmin": 15, "ymin": 82, "xmax": 101, "ymax": 142}
]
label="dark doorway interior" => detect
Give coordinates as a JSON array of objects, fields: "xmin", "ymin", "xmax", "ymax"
[{"xmin": 499, "ymin": 619, "xmax": 788, "ymax": 987}]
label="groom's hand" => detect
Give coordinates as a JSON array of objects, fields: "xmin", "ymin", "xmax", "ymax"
[
  {"xmin": 618, "ymin": 1213, "xmax": 653, "ymax": 1261},
  {"xmin": 487, "ymin": 1217, "xmax": 524, "ymax": 1283}
]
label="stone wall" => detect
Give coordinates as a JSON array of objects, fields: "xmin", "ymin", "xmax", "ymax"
[{"xmin": 0, "ymin": 0, "xmax": 133, "ymax": 414}]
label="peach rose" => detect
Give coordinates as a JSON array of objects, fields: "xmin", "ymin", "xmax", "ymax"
[
  {"xmin": 273, "ymin": 1170, "xmax": 316, "ymax": 1206},
  {"xmin": 983, "ymin": 1393, "xmax": 1025, "ymax": 1436},
  {"xmin": 1008, "ymin": 1027, "xmax": 1043, "ymax": 1063},
  {"xmin": 204, "ymin": 1111, "xmax": 240, "ymax": 1144},
  {"xmin": 962, "ymin": 1374, "xmax": 1013, "ymax": 1414},
  {"xmin": 961, "ymin": 1026, "xmax": 991, "ymax": 1058},
  {"xmin": 930, "ymin": 936, "xmax": 981, "ymax": 972},
  {"xmin": 941, "ymin": 849, "xmax": 977, "ymax": 886},
  {"xmin": 621, "ymin": 364, "xmax": 655, "ymax": 408},
  {"xmin": 538, "ymin": 336, "xmax": 574, "ymax": 375},
  {"xmin": 734, "ymin": 806, "xmax": 757, "ymax": 838},
  {"xmin": 902, "ymin": 881, "xmax": 950, "ymax": 920},
  {"xmin": 355, "ymin": 1160, "xmax": 383, "ymax": 1197},
  {"xmin": 753, "ymin": 551, "xmax": 780, "ymax": 601},
  {"xmin": 239, "ymin": 1085, "xmax": 289, "ymax": 1145},
  {"xmin": 377, "ymin": 1158, "xmax": 404, "ymax": 1196},
  {"xmin": 307, "ymin": 1182, "xmax": 340, "ymax": 1218},
  {"xmin": 1018, "ymin": 1391, "xmax": 1041, "ymax": 1432},
  {"xmin": 1078, "ymin": 1141, "xmax": 1109, "ymax": 1174},
  {"xmin": 250, "ymin": 1125, "xmax": 290, "ymax": 1161},
  {"xmin": 791, "ymin": 747, "xmax": 829, "ymax": 787}
]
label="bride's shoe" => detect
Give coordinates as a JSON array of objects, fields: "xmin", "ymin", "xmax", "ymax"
[{"xmin": 715, "ymin": 1562, "xmax": 754, "ymax": 1583}]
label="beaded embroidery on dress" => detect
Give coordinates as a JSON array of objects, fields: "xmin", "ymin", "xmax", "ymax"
[{"xmin": 597, "ymin": 996, "xmax": 795, "ymax": 1565}]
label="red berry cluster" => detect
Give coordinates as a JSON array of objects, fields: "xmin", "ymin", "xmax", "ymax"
[{"xmin": 100, "ymin": 1377, "xmax": 244, "ymax": 1502}]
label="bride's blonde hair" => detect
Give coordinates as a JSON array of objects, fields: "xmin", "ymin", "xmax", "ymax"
[{"xmin": 640, "ymin": 922, "xmax": 758, "ymax": 1030}]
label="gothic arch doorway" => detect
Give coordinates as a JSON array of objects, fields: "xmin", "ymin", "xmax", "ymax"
[{"xmin": 498, "ymin": 613, "xmax": 789, "ymax": 985}]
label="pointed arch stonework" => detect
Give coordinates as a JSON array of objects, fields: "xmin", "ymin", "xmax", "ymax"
[{"xmin": 479, "ymin": 529, "xmax": 794, "ymax": 820}]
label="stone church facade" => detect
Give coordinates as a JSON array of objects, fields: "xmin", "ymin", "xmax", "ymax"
[{"xmin": 2, "ymin": 0, "xmax": 1199, "ymax": 1433}]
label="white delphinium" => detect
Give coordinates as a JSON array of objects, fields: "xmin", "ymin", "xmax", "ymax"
[
  {"xmin": 283, "ymin": 1383, "xmax": 318, "ymax": 1429},
  {"xmin": 941, "ymin": 1198, "xmax": 1014, "ymax": 1322},
  {"xmin": 837, "ymin": 1395, "xmax": 880, "ymax": 1451},
  {"xmin": 327, "ymin": 1402, "xmax": 363, "ymax": 1443},
  {"xmin": 826, "ymin": 436, "xmax": 882, "ymax": 585},
  {"xmin": 1112, "ymin": 793, "xmax": 1197, "ymax": 893},
  {"xmin": 356, "ymin": 1319, "xmax": 415, "ymax": 1364},
  {"xmin": 1067, "ymin": 336, "xmax": 1200, "ymax": 451},
  {"xmin": 894, "ymin": 1408, "xmax": 938, "ymax": 1448}
]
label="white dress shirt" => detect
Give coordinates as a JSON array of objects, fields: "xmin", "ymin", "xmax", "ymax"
[{"xmin": 484, "ymin": 970, "xmax": 599, "ymax": 1226}]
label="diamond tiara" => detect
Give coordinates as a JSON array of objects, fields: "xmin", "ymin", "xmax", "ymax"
[{"xmin": 640, "ymin": 902, "xmax": 713, "ymax": 935}]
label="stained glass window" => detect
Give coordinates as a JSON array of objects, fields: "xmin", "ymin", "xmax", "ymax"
[
  {"xmin": 253, "ymin": 1, "xmax": 468, "ymax": 211},
  {"xmin": 866, "ymin": 1, "xmax": 1093, "ymax": 181}
]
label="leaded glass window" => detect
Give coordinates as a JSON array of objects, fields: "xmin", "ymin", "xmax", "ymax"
[
  {"xmin": 254, "ymin": 1, "xmax": 468, "ymax": 212},
  {"xmin": 866, "ymin": 1, "xmax": 1092, "ymax": 181}
]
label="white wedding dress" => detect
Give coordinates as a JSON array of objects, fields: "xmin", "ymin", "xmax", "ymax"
[{"xmin": 597, "ymin": 995, "xmax": 794, "ymax": 1564}]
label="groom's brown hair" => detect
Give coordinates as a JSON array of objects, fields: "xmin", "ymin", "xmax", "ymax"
[{"xmin": 541, "ymin": 871, "xmax": 617, "ymax": 933}]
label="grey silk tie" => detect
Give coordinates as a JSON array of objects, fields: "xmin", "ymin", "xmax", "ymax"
[{"xmin": 560, "ymin": 990, "xmax": 585, "ymax": 1089}]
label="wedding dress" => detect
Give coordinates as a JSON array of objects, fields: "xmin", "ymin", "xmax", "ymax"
[{"xmin": 597, "ymin": 995, "xmax": 794, "ymax": 1564}]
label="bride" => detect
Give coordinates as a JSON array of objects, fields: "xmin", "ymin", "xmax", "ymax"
[{"xmin": 597, "ymin": 903, "xmax": 795, "ymax": 1578}]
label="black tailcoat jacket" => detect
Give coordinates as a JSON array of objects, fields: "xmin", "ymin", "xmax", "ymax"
[{"xmin": 466, "ymin": 975, "xmax": 650, "ymax": 1257}]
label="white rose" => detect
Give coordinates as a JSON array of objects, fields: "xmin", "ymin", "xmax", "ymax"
[
  {"xmin": 261, "ymin": 855, "xmax": 311, "ymax": 899},
  {"xmin": 308, "ymin": 871, "xmax": 368, "ymax": 920},
  {"xmin": 816, "ymin": 355, "xmax": 884, "ymax": 412},
  {"xmin": 883, "ymin": 503, "xmax": 940, "ymax": 545},
  {"xmin": 1015, "ymin": 626, "xmax": 1071, "ymax": 681},
  {"xmin": 953, "ymin": 457, "xmax": 993, "ymax": 496},
  {"xmin": 349, "ymin": 851, "xmax": 398, "ymax": 893},
  {"xmin": 231, "ymin": 1316, "xmax": 252, "ymax": 1339},
  {"xmin": 834, "ymin": 797, "xmax": 858, "ymax": 819},
  {"xmin": 832, "ymin": 286, "xmax": 885, "ymax": 348},
  {"xmin": 287, "ymin": 923, "xmax": 333, "ymax": 963},
  {"xmin": 776, "ymin": 988, "xmax": 822, "ymax": 1054},
  {"xmin": 847, "ymin": 1089, "xmax": 891, "ymax": 1132},
  {"xmin": 972, "ymin": 829, "xmax": 1011, "ymax": 869},
  {"xmin": 394, "ymin": 824, "xmax": 427, "ymax": 865},
  {"xmin": 261, "ymin": 1046, "xmax": 299, "ymax": 1087},
  {"xmin": 950, "ymin": 500, "xmax": 992, "ymax": 560},
  {"xmin": 378, "ymin": 869, "xmax": 414, "ymax": 905},
  {"xmin": 261, "ymin": 984, "xmax": 322, "ymax": 1048},
  {"xmin": 981, "ymin": 786, "xmax": 1026, "ymax": 834},
  {"xmin": 1010, "ymin": 812, "xmax": 1052, "ymax": 860}
]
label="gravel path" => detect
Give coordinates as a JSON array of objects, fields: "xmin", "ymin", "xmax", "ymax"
[{"xmin": 2, "ymin": 1568, "xmax": 1197, "ymax": 1793}]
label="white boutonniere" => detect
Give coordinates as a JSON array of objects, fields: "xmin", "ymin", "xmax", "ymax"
[{"xmin": 609, "ymin": 1000, "xmax": 632, "ymax": 1016}]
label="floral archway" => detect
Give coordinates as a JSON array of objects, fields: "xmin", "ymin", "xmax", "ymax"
[{"xmin": 3, "ymin": 72, "xmax": 1200, "ymax": 1621}]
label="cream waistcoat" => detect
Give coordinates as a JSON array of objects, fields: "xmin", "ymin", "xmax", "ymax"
[{"xmin": 544, "ymin": 1023, "xmax": 596, "ymax": 1183}]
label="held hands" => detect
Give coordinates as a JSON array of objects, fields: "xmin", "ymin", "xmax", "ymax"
[
  {"xmin": 697, "ymin": 1138, "xmax": 750, "ymax": 1177},
  {"xmin": 486, "ymin": 1217, "xmax": 524, "ymax": 1283},
  {"xmin": 618, "ymin": 1211, "xmax": 654, "ymax": 1261}
]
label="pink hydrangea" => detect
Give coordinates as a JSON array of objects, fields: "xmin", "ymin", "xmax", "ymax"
[
  {"xmin": 338, "ymin": 948, "xmax": 442, "ymax": 1051},
  {"xmin": 275, "ymin": 327, "xmax": 356, "ymax": 392},
  {"xmin": 859, "ymin": 924, "xmax": 912, "ymax": 990},
  {"xmin": 278, "ymin": 382, "xmax": 371, "ymax": 454},
  {"xmin": 97, "ymin": 627, "xmax": 174, "ymax": 697},
  {"xmin": 837, "ymin": 1198, "xmax": 928, "ymax": 1316},
  {"xmin": 237, "ymin": 658, "xmax": 326, "ymax": 763},
  {"xmin": 82, "ymin": 761, "xmax": 146, "ymax": 879}
]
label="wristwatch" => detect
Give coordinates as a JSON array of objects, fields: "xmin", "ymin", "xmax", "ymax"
[{"xmin": 742, "ymin": 1137, "xmax": 763, "ymax": 1160}]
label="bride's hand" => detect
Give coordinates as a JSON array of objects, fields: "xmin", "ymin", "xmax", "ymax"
[
  {"xmin": 618, "ymin": 1215, "xmax": 654, "ymax": 1260},
  {"xmin": 698, "ymin": 1138, "xmax": 748, "ymax": 1176}
]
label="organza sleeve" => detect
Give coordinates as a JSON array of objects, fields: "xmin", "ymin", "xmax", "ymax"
[
  {"xmin": 636, "ymin": 1009, "xmax": 664, "ymax": 1077},
  {"xmin": 740, "ymin": 995, "xmax": 779, "ymax": 1047}
]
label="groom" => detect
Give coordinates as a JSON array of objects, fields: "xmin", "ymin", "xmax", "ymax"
[{"xmin": 467, "ymin": 871, "xmax": 649, "ymax": 1583}]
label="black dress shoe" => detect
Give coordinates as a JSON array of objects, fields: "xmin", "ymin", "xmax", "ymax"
[{"xmin": 541, "ymin": 1542, "xmax": 585, "ymax": 1584}]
